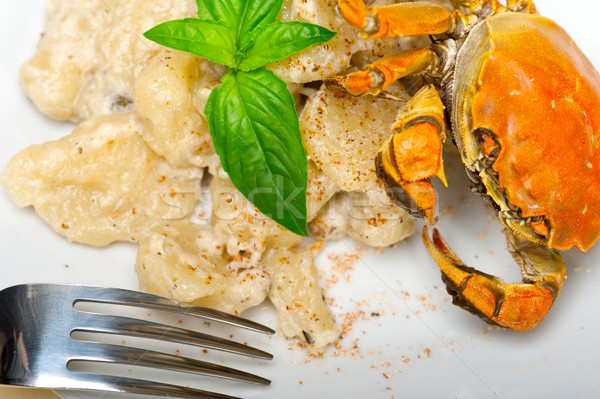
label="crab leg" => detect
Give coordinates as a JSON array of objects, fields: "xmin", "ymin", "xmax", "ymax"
[
  {"xmin": 325, "ymin": 48, "xmax": 438, "ymax": 96},
  {"xmin": 337, "ymin": 0, "xmax": 453, "ymax": 39},
  {"xmin": 376, "ymin": 85, "xmax": 447, "ymax": 225},
  {"xmin": 423, "ymin": 227, "xmax": 567, "ymax": 331}
]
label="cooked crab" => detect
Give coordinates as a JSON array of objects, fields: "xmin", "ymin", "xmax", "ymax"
[{"xmin": 325, "ymin": 0, "xmax": 600, "ymax": 331}]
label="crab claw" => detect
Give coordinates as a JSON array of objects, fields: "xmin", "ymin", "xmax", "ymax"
[
  {"xmin": 375, "ymin": 85, "xmax": 447, "ymax": 226},
  {"xmin": 422, "ymin": 227, "xmax": 566, "ymax": 331}
]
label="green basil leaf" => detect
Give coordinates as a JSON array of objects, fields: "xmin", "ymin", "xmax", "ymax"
[
  {"xmin": 195, "ymin": 0, "xmax": 245, "ymax": 28},
  {"xmin": 196, "ymin": 0, "xmax": 282, "ymax": 46},
  {"xmin": 239, "ymin": 21, "xmax": 337, "ymax": 71},
  {"xmin": 205, "ymin": 68, "xmax": 308, "ymax": 236},
  {"xmin": 237, "ymin": 0, "xmax": 284, "ymax": 48},
  {"xmin": 144, "ymin": 19, "xmax": 237, "ymax": 68}
]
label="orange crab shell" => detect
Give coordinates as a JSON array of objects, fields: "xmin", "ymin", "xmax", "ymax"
[{"xmin": 452, "ymin": 12, "xmax": 600, "ymax": 251}]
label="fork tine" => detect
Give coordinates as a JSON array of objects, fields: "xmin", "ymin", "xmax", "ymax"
[
  {"xmin": 64, "ymin": 371, "xmax": 244, "ymax": 399},
  {"xmin": 73, "ymin": 286, "xmax": 275, "ymax": 334},
  {"xmin": 72, "ymin": 313, "xmax": 273, "ymax": 359},
  {"xmin": 69, "ymin": 341, "xmax": 271, "ymax": 385}
]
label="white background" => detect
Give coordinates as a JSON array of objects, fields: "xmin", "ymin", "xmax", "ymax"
[{"xmin": 1, "ymin": 1, "xmax": 600, "ymax": 398}]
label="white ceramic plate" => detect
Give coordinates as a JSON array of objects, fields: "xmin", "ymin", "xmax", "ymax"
[{"xmin": 2, "ymin": 1, "xmax": 600, "ymax": 398}]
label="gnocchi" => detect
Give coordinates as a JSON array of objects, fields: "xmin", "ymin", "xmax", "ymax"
[
  {"xmin": 1, "ymin": 113, "xmax": 202, "ymax": 246},
  {"xmin": 2, "ymin": 0, "xmax": 418, "ymax": 353}
]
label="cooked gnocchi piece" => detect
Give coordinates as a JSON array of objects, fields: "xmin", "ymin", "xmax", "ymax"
[
  {"xmin": 301, "ymin": 84, "xmax": 410, "ymax": 192},
  {"xmin": 262, "ymin": 247, "xmax": 342, "ymax": 353},
  {"xmin": 311, "ymin": 189, "xmax": 416, "ymax": 247},
  {"xmin": 1, "ymin": 113, "xmax": 202, "ymax": 246},
  {"xmin": 20, "ymin": 0, "xmax": 197, "ymax": 121},
  {"xmin": 136, "ymin": 220, "xmax": 271, "ymax": 315},
  {"xmin": 134, "ymin": 50, "xmax": 223, "ymax": 172},
  {"xmin": 210, "ymin": 174, "xmax": 304, "ymax": 265}
]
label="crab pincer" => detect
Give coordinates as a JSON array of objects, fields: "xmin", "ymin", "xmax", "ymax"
[{"xmin": 423, "ymin": 227, "xmax": 566, "ymax": 331}]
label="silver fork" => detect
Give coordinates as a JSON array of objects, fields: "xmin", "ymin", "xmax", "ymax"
[{"xmin": 0, "ymin": 283, "xmax": 274, "ymax": 399}]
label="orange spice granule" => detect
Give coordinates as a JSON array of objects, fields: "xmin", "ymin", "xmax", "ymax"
[{"xmin": 418, "ymin": 347, "xmax": 431, "ymax": 359}]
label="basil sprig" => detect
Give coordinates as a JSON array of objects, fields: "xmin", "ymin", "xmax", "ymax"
[{"xmin": 144, "ymin": 0, "xmax": 336, "ymax": 237}]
